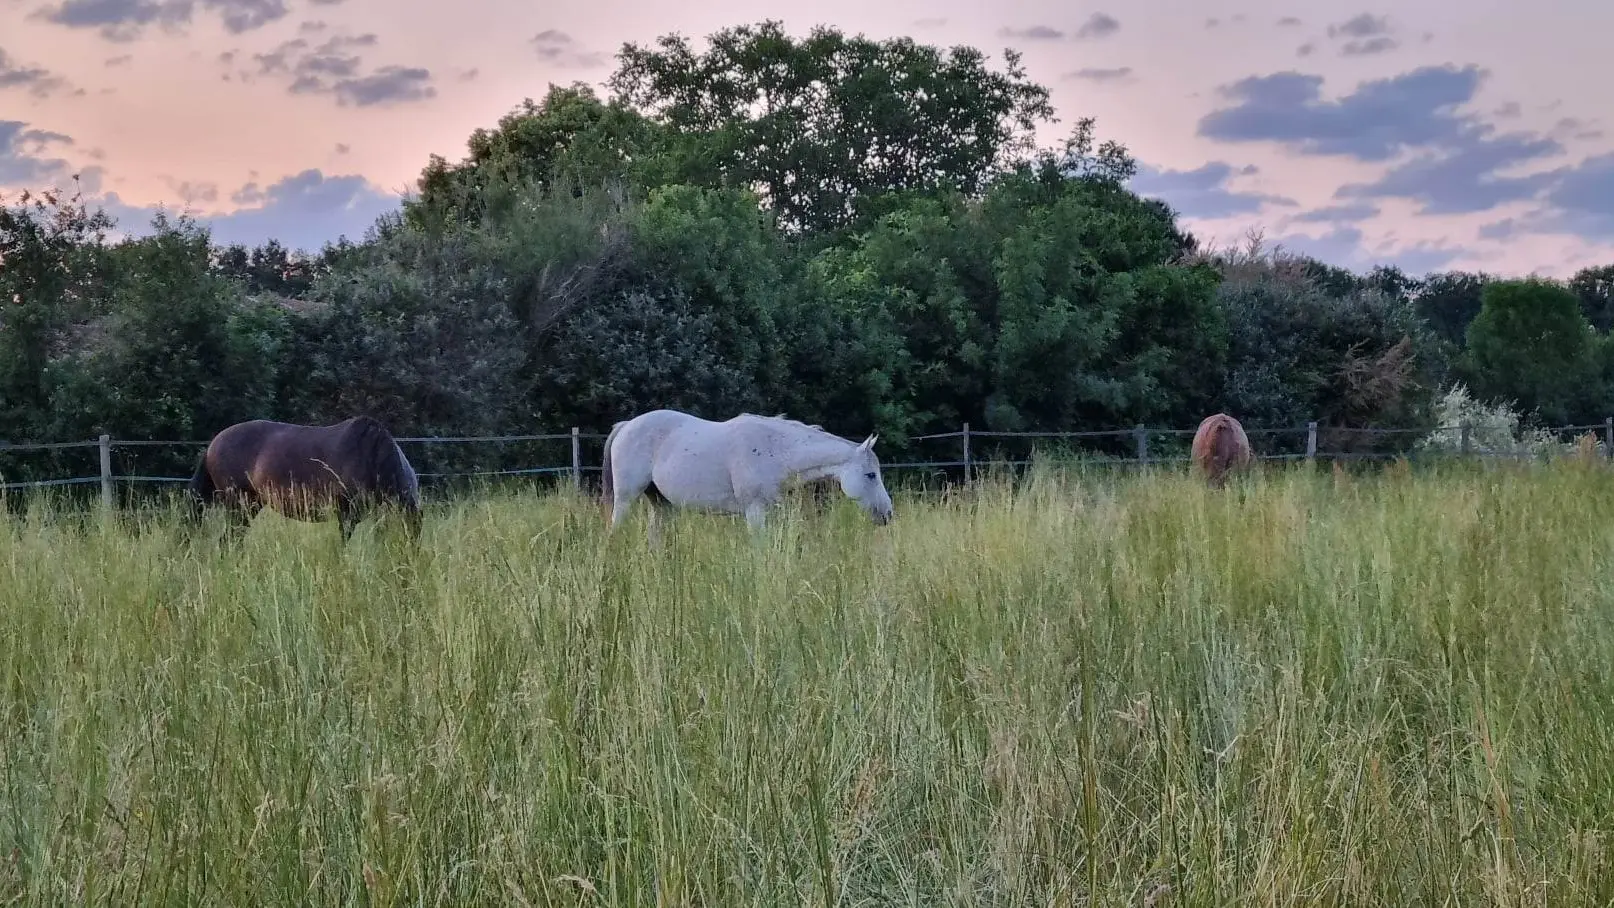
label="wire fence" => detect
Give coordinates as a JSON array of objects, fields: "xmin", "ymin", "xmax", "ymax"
[{"xmin": 2, "ymin": 417, "xmax": 1612, "ymax": 506}]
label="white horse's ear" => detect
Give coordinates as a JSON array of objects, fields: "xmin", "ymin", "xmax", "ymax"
[{"xmin": 860, "ymin": 434, "xmax": 878, "ymax": 450}]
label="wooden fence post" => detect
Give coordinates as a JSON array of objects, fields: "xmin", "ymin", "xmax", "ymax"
[
  {"xmin": 1604, "ymin": 417, "xmax": 1612, "ymax": 459},
  {"xmin": 961, "ymin": 422, "xmax": 972, "ymax": 484},
  {"xmin": 570, "ymin": 427, "xmax": 582, "ymax": 489},
  {"xmin": 1306, "ymin": 421, "xmax": 1318, "ymax": 462},
  {"xmin": 1460, "ymin": 422, "xmax": 1472, "ymax": 457},
  {"xmin": 98, "ymin": 434, "xmax": 113, "ymax": 513},
  {"xmin": 1133, "ymin": 425, "xmax": 1148, "ymax": 465}
]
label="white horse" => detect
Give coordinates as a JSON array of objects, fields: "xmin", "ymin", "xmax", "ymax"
[{"xmin": 600, "ymin": 409, "xmax": 895, "ymax": 534}]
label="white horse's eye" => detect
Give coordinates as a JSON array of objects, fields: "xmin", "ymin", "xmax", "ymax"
[{"xmin": 864, "ymin": 472, "xmax": 877, "ymax": 480}]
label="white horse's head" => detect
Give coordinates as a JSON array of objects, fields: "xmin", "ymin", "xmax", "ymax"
[{"xmin": 834, "ymin": 435, "xmax": 893, "ymax": 525}]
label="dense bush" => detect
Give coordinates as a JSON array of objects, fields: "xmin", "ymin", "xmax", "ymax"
[{"xmin": 1222, "ymin": 266, "xmax": 1444, "ymax": 451}]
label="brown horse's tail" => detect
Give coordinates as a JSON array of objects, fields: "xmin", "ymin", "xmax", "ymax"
[
  {"xmin": 1211, "ymin": 422, "xmax": 1239, "ymax": 487},
  {"xmin": 1194, "ymin": 413, "xmax": 1250, "ymax": 489}
]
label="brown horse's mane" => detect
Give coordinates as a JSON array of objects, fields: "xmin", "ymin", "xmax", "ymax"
[{"xmin": 342, "ymin": 415, "xmax": 413, "ymax": 501}]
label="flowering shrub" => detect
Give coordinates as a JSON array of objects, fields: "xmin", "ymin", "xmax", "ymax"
[{"xmin": 1417, "ymin": 383, "xmax": 1593, "ymax": 458}]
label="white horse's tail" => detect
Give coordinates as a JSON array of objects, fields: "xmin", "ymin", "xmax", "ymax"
[{"xmin": 599, "ymin": 419, "xmax": 626, "ymax": 511}]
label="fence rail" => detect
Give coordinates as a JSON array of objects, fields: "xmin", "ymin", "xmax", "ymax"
[{"xmin": 3, "ymin": 417, "xmax": 1612, "ymax": 503}]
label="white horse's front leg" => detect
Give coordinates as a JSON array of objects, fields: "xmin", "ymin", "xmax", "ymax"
[
  {"xmin": 743, "ymin": 500, "xmax": 768, "ymax": 532},
  {"xmin": 647, "ymin": 504, "xmax": 666, "ymax": 549}
]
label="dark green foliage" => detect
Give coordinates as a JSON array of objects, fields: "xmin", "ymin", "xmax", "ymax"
[
  {"xmin": 646, "ymin": 136, "xmax": 1230, "ymax": 466},
  {"xmin": 1569, "ymin": 264, "xmax": 1614, "ymax": 334},
  {"xmin": 212, "ymin": 239, "xmax": 320, "ymax": 298},
  {"xmin": 774, "ymin": 251, "xmax": 918, "ymax": 439},
  {"xmin": 412, "ymin": 83, "xmax": 665, "ymax": 227},
  {"xmin": 1463, "ymin": 278, "xmax": 1604, "ymax": 426},
  {"xmin": 532, "ymin": 286, "xmax": 753, "ymax": 428},
  {"xmin": 1413, "ymin": 270, "xmax": 1492, "ymax": 348},
  {"xmin": 799, "ymin": 194, "xmax": 983, "ymax": 435},
  {"xmin": 987, "ymin": 160, "xmax": 1221, "ymax": 430},
  {"xmin": 521, "ymin": 185, "xmax": 794, "ymax": 431},
  {"xmin": 287, "ymin": 212, "xmax": 536, "ymax": 437},
  {"xmin": 618, "ymin": 184, "xmax": 789, "ymax": 403},
  {"xmin": 45, "ymin": 214, "xmax": 288, "ymax": 442},
  {"xmin": 0, "ymin": 182, "xmax": 113, "ymax": 442},
  {"xmin": 1214, "ymin": 249, "xmax": 1448, "ymax": 452},
  {"xmin": 608, "ymin": 20, "xmax": 1055, "ymax": 233}
]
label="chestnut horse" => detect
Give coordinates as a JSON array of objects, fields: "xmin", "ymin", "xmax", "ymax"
[
  {"xmin": 187, "ymin": 416, "xmax": 422, "ymax": 542},
  {"xmin": 1191, "ymin": 413, "xmax": 1253, "ymax": 488}
]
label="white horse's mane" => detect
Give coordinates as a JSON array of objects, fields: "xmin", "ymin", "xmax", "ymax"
[
  {"xmin": 747, "ymin": 412, "xmax": 834, "ymax": 437},
  {"xmin": 735, "ymin": 412, "xmax": 871, "ymax": 467}
]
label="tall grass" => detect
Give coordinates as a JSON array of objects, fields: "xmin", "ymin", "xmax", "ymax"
[{"xmin": 3, "ymin": 462, "xmax": 1614, "ymax": 905}]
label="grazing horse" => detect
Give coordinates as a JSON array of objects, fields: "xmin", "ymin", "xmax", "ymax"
[
  {"xmin": 601, "ymin": 409, "xmax": 894, "ymax": 535},
  {"xmin": 187, "ymin": 416, "xmax": 422, "ymax": 542},
  {"xmin": 1191, "ymin": 412, "xmax": 1254, "ymax": 489}
]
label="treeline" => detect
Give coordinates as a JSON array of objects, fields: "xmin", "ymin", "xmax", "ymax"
[{"xmin": 3, "ymin": 21, "xmax": 1614, "ymax": 482}]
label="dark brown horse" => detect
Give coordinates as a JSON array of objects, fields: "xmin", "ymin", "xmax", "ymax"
[
  {"xmin": 187, "ymin": 416, "xmax": 422, "ymax": 542},
  {"xmin": 1191, "ymin": 412, "xmax": 1254, "ymax": 489}
]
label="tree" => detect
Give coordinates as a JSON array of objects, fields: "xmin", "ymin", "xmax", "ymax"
[
  {"xmin": 788, "ymin": 141, "xmax": 1226, "ymax": 445},
  {"xmin": 411, "ymin": 83, "xmax": 663, "ymax": 227},
  {"xmin": 1052, "ymin": 117, "xmax": 1139, "ymax": 185},
  {"xmin": 1568, "ymin": 263, "xmax": 1614, "ymax": 333},
  {"xmin": 809, "ymin": 193, "xmax": 987, "ymax": 434},
  {"xmin": 1413, "ymin": 270, "xmax": 1491, "ymax": 348},
  {"xmin": 976, "ymin": 144, "xmax": 1221, "ymax": 430},
  {"xmin": 293, "ymin": 178, "xmax": 636, "ymax": 446},
  {"xmin": 777, "ymin": 248, "xmax": 919, "ymax": 439},
  {"xmin": 792, "ymin": 198, "xmax": 973, "ymax": 439},
  {"xmin": 1463, "ymin": 278, "xmax": 1603, "ymax": 426},
  {"xmin": 608, "ymin": 20, "xmax": 1055, "ymax": 233},
  {"xmin": 1299, "ymin": 258, "xmax": 1366, "ymax": 298},
  {"xmin": 44, "ymin": 213, "xmax": 290, "ymax": 479},
  {"xmin": 985, "ymin": 183, "xmax": 1220, "ymax": 430},
  {"xmin": 1359, "ymin": 264, "xmax": 1420, "ymax": 303},
  {"xmin": 450, "ymin": 181, "xmax": 634, "ymax": 335},
  {"xmin": 213, "ymin": 238, "xmax": 319, "ymax": 298},
  {"xmin": 0, "ymin": 180, "xmax": 113, "ymax": 440}
]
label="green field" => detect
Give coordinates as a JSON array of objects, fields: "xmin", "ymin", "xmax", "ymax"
[{"xmin": 3, "ymin": 463, "xmax": 1613, "ymax": 905}]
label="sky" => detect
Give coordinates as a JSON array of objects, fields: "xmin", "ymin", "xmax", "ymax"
[{"xmin": 2, "ymin": 0, "xmax": 1612, "ymax": 278}]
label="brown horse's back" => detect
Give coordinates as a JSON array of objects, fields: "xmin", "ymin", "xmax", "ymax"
[{"xmin": 1191, "ymin": 413, "xmax": 1253, "ymax": 488}]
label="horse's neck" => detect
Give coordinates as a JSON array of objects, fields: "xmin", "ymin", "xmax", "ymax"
[
  {"xmin": 796, "ymin": 461, "xmax": 844, "ymax": 483},
  {"xmin": 774, "ymin": 431, "xmax": 856, "ymax": 479}
]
